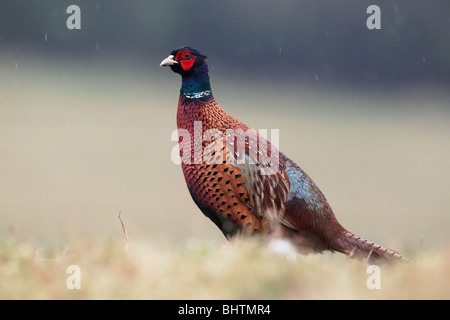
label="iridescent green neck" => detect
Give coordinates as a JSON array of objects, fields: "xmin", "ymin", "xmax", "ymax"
[{"xmin": 180, "ymin": 63, "xmax": 212, "ymax": 100}]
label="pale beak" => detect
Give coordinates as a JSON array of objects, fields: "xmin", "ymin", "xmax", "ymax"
[{"xmin": 160, "ymin": 55, "xmax": 177, "ymax": 67}]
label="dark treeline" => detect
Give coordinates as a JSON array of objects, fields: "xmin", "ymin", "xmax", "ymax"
[{"xmin": 0, "ymin": 0, "xmax": 449, "ymax": 88}]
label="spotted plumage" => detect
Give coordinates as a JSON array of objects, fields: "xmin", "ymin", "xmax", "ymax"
[{"xmin": 161, "ymin": 46, "xmax": 404, "ymax": 263}]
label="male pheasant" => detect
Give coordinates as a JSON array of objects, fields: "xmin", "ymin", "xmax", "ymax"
[{"xmin": 160, "ymin": 46, "xmax": 404, "ymax": 263}]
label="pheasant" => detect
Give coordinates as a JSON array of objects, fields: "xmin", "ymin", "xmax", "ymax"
[{"xmin": 160, "ymin": 46, "xmax": 404, "ymax": 263}]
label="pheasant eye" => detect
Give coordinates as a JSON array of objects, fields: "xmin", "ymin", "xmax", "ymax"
[{"xmin": 184, "ymin": 52, "xmax": 192, "ymax": 59}]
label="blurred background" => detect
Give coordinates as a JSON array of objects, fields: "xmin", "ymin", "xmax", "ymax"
[{"xmin": 0, "ymin": 0, "xmax": 449, "ymax": 251}]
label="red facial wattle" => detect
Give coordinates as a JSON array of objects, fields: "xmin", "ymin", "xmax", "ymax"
[
  {"xmin": 174, "ymin": 50, "xmax": 197, "ymax": 71},
  {"xmin": 180, "ymin": 59, "xmax": 195, "ymax": 71}
]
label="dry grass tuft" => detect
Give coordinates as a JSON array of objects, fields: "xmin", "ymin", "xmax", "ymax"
[{"xmin": 0, "ymin": 236, "xmax": 448, "ymax": 300}]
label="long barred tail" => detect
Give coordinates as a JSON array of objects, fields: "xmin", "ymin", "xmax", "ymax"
[{"xmin": 337, "ymin": 231, "xmax": 406, "ymax": 264}]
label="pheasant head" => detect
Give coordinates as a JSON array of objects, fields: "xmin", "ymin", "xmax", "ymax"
[{"xmin": 160, "ymin": 47, "xmax": 211, "ymax": 99}]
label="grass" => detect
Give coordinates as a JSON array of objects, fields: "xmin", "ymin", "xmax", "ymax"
[{"xmin": 0, "ymin": 234, "xmax": 448, "ymax": 300}]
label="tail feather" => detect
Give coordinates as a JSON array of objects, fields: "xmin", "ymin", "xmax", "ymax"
[{"xmin": 337, "ymin": 231, "xmax": 406, "ymax": 264}]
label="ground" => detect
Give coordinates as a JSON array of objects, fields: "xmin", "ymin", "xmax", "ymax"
[{"xmin": 1, "ymin": 235, "xmax": 449, "ymax": 299}]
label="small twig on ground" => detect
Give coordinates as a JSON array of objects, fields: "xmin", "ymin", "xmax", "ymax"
[
  {"xmin": 117, "ymin": 211, "xmax": 130, "ymax": 251},
  {"xmin": 365, "ymin": 249, "xmax": 374, "ymax": 264}
]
